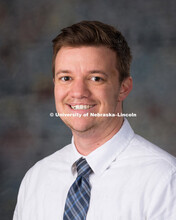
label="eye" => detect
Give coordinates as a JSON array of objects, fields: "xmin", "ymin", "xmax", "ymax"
[
  {"xmin": 91, "ymin": 76, "xmax": 104, "ymax": 82},
  {"xmin": 60, "ymin": 76, "xmax": 72, "ymax": 81}
]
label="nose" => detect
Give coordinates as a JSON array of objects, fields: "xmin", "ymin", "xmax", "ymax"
[{"xmin": 70, "ymin": 78, "xmax": 91, "ymax": 99}]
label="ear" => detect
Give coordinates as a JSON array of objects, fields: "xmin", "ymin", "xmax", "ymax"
[{"xmin": 118, "ymin": 77, "xmax": 133, "ymax": 102}]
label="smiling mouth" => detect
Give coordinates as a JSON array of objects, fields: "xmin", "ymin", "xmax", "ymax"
[{"xmin": 70, "ymin": 104, "xmax": 95, "ymax": 110}]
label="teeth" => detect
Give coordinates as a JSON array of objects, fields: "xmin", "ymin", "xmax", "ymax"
[{"xmin": 71, "ymin": 105, "xmax": 94, "ymax": 110}]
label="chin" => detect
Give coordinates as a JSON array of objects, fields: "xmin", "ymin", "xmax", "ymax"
[{"xmin": 64, "ymin": 120, "xmax": 95, "ymax": 133}]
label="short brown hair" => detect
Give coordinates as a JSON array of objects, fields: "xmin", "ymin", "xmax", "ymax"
[{"xmin": 52, "ymin": 20, "xmax": 132, "ymax": 82}]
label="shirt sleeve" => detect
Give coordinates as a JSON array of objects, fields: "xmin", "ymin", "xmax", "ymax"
[
  {"xmin": 12, "ymin": 162, "xmax": 38, "ymax": 220},
  {"xmin": 147, "ymin": 168, "xmax": 176, "ymax": 220},
  {"xmin": 12, "ymin": 173, "xmax": 27, "ymax": 220},
  {"xmin": 13, "ymin": 205, "xmax": 18, "ymax": 220}
]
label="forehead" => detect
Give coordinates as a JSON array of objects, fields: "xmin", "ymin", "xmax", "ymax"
[{"xmin": 55, "ymin": 46, "xmax": 117, "ymax": 70}]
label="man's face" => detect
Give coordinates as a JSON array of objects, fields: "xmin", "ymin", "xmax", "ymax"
[{"xmin": 54, "ymin": 46, "xmax": 128, "ymax": 134}]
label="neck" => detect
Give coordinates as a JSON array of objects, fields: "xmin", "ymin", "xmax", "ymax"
[{"xmin": 72, "ymin": 117, "xmax": 124, "ymax": 156}]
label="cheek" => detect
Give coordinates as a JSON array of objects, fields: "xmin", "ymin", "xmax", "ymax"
[
  {"xmin": 102, "ymin": 87, "xmax": 119, "ymax": 102},
  {"xmin": 54, "ymin": 85, "xmax": 66, "ymax": 101},
  {"xmin": 54, "ymin": 87, "xmax": 66, "ymax": 113},
  {"xmin": 103, "ymin": 89, "xmax": 119, "ymax": 111},
  {"xmin": 96, "ymin": 88, "xmax": 116, "ymax": 110}
]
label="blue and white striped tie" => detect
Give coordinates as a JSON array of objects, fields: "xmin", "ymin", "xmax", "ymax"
[{"xmin": 63, "ymin": 158, "xmax": 92, "ymax": 220}]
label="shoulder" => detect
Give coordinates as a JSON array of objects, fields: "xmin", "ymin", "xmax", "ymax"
[
  {"xmin": 21, "ymin": 143, "xmax": 73, "ymax": 186},
  {"xmin": 133, "ymin": 134, "xmax": 176, "ymax": 165},
  {"xmin": 119, "ymin": 133, "xmax": 176, "ymax": 207},
  {"xmin": 130, "ymin": 136, "xmax": 176, "ymax": 218},
  {"xmin": 125, "ymin": 133, "xmax": 176, "ymax": 179},
  {"xmin": 15, "ymin": 144, "xmax": 73, "ymax": 214}
]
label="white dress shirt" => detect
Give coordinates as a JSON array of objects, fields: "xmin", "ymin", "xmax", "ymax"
[{"xmin": 13, "ymin": 119, "xmax": 176, "ymax": 220}]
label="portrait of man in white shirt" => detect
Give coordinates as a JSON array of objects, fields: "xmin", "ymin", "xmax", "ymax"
[{"xmin": 13, "ymin": 20, "xmax": 176, "ymax": 220}]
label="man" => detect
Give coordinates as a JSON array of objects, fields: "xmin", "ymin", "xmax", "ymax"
[{"xmin": 13, "ymin": 21, "xmax": 176, "ymax": 220}]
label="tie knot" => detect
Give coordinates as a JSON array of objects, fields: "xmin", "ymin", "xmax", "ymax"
[{"xmin": 76, "ymin": 158, "xmax": 92, "ymax": 178}]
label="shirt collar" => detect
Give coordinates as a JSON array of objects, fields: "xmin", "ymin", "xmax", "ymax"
[{"xmin": 71, "ymin": 118, "xmax": 134, "ymax": 176}]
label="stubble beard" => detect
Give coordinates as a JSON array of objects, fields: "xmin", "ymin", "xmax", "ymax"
[{"xmin": 63, "ymin": 117, "xmax": 97, "ymax": 136}]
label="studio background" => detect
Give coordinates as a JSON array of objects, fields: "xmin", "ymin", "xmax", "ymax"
[{"xmin": 0, "ymin": 0, "xmax": 175, "ymax": 219}]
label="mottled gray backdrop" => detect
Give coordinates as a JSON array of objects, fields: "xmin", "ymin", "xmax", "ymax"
[{"xmin": 0, "ymin": 0, "xmax": 176, "ymax": 219}]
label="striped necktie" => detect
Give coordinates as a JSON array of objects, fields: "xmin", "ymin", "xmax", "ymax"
[{"xmin": 63, "ymin": 158, "xmax": 93, "ymax": 220}]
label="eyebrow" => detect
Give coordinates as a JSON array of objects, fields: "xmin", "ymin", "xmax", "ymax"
[
  {"xmin": 89, "ymin": 70, "xmax": 107, "ymax": 76},
  {"xmin": 55, "ymin": 70, "xmax": 71, "ymax": 76},
  {"xmin": 55, "ymin": 70, "xmax": 108, "ymax": 76}
]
